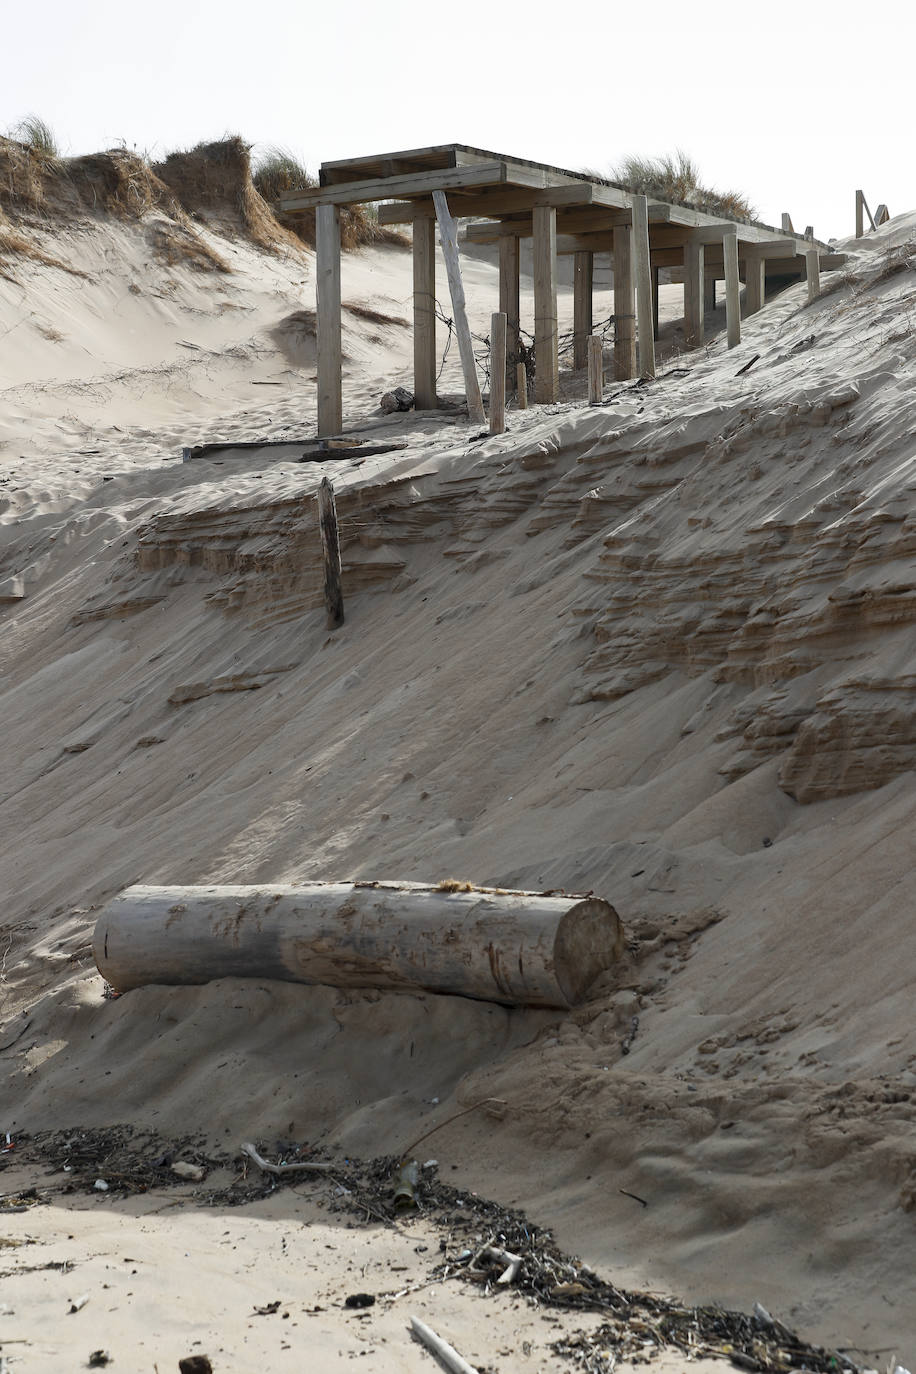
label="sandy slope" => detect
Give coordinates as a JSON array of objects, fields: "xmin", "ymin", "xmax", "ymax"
[{"xmin": 1, "ymin": 203, "xmax": 915, "ymax": 1370}]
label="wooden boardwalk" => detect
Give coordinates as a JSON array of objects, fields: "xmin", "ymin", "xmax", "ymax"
[{"xmin": 279, "ymin": 144, "xmax": 844, "ymax": 435}]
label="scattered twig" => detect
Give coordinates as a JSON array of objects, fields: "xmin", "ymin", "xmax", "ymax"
[
  {"xmin": 240, "ymin": 1142, "xmax": 335, "ymax": 1175},
  {"xmin": 400, "ymin": 1098, "xmax": 507, "ymax": 1161},
  {"xmin": 410, "ymin": 1315, "xmax": 479, "ymax": 1374},
  {"xmin": 734, "ymin": 353, "xmax": 760, "ymax": 376},
  {"xmin": 618, "ymin": 1189, "xmax": 648, "ymax": 1208}
]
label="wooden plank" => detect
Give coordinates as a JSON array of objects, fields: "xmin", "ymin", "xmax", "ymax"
[
  {"xmin": 573, "ymin": 251, "xmax": 594, "ymax": 369},
  {"xmin": 805, "ymin": 250, "xmax": 820, "ymax": 305},
  {"xmin": 587, "ymin": 335, "xmax": 603, "ymax": 405},
  {"xmin": 315, "ymin": 203, "xmax": 342, "ymax": 437},
  {"xmin": 613, "ymin": 223, "xmax": 636, "ymax": 382},
  {"xmin": 489, "ymin": 312, "xmax": 507, "ymax": 435},
  {"xmin": 432, "ymin": 191, "xmax": 486, "ymax": 426},
  {"xmin": 533, "ymin": 205, "xmax": 559, "ymax": 403},
  {"xmin": 684, "ymin": 238, "xmax": 704, "ymax": 347},
  {"xmin": 317, "ymin": 477, "xmax": 344, "ymax": 629},
  {"xmin": 745, "ymin": 257, "xmax": 766, "ymax": 314},
  {"xmin": 724, "ymin": 227, "xmax": 741, "ymax": 349},
  {"xmin": 498, "ymin": 235, "xmax": 520, "ymax": 387},
  {"xmin": 632, "ymin": 195, "xmax": 655, "ymax": 379},
  {"xmin": 413, "ymin": 215, "xmax": 437, "ymax": 410},
  {"xmin": 281, "ymin": 162, "xmax": 506, "ymax": 210},
  {"xmin": 875, "ymin": 203, "xmax": 890, "ymax": 226}
]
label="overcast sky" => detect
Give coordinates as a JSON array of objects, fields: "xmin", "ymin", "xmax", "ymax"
[{"xmin": 4, "ymin": 0, "xmax": 910, "ymax": 241}]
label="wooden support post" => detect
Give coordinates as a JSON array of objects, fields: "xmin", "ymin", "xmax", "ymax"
[
  {"xmin": 432, "ymin": 191, "xmax": 486, "ymax": 426},
  {"xmin": 533, "ymin": 205, "xmax": 559, "ymax": 403},
  {"xmin": 317, "ymin": 476, "xmax": 344, "ymax": 630},
  {"xmin": 652, "ymin": 265, "xmax": 661, "ymax": 340},
  {"xmin": 316, "ymin": 204, "xmax": 342, "ymax": 438},
  {"xmin": 587, "ymin": 335, "xmax": 603, "ymax": 405},
  {"xmin": 745, "ymin": 258, "xmax": 766, "ymax": 315},
  {"xmin": 516, "ymin": 362, "xmax": 528, "ymax": 409},
  {"xmin": 805, "ymin": 250, "xmax": 821, "ymax": 304},
  {"xmin": 498, "ymin": 235, "xmax": 520, "ymax": 387},
  {"xmin": 412, "ymin": 215, "xmax": 437, "ymax": 410},
  {"xmin": 613, "ymin": 224, "xmax": 636, "ymax": 381},
  {"xmin": 632, "ymin": 195, "xmax": 655, "ymax": 379},
  {"xmin": 781, "ymin": 212, "xmax": 794, "ymax": 234},
  {"xmin": 723, "ymin": 227, "xmax": 741, "ymax": 349},
  {"xmin": 489, "ymin": 311, "xmax": 507, "ymax": 435},
  {"xmin": 704, "ymin": 272, "xmax": 716, "ymax": 312},
  {"xmin": 573, "ymin": 251, "xmax": 594, "ymax": 370},
  {"xmin": 855, "ymin": 189, "xmax": 865, "ymax": 238},
  {"xmin": 684, "ymin": 239, "xmax": 704, "ymax": 347}
]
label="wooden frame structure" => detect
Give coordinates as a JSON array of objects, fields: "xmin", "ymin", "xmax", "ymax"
[{"xmin": 279, "ymin": 144, "xmax": 844, "ymax": 435}]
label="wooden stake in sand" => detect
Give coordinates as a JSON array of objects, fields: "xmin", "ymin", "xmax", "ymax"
[
  {"xmin": 92, "ymin": 882, "xmax": 625, "ymax": 1009},
  {"xmin": 432, "ymin": 191, "xmax": 486, "ymax": 426},
  {"xmin": 516, "ymin": 362, "xmax": 528, "ymax": 409},
  {"xmin": 587, "ymin": 335, "xmax": 603, "ymax": 405},
  {"xmin": 317, "ymin": 476, "xmax": 344, "ymax": 630},
  {"xmin": 631, "ymin": 195, "xmax": 655, "ymax": 379},
  {"xmin": 724, "ymin": 227, "xmax": 741, "ymax": 349},
  {"xmin": 410, "ymin": 1317, "xmax": 479, "ymax": 1374},
  {"xmin": 806, "ymin": 250, "xmax": 821, "ymax": 304},
  {"xmin": 489, "ymin": 311, "xmax": 507, "ymax": 435},
  {"xmin": 684, "ymin": 237, "xmax": 705, "ymax": 348}
]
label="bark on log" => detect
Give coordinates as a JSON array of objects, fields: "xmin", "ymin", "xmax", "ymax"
[{"xmin": 93, "ymin": 882, "xmax": 624, "ymax": 1009}]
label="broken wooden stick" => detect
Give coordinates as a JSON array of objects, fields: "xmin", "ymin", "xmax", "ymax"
[
  {"xmin": 240, "ymin": 1142, "xmax": 335, "ymax": 1175},
  {"xmin": 410, "ymin": 1316, "xmax": 479, "ymax": 1374},
  {"xmin": 317, "ymin": 476, "xmax": 344, "ymax": 630}
]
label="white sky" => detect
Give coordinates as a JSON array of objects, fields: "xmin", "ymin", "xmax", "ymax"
[{"xmin": 4, "ymin": 0, "xmax": 911, "ymax": 241}]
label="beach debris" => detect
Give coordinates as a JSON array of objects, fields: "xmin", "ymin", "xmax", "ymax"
[
  {"xmin": 178, "ymin": 1358, "xmax": 212, "ymax": 1374},
  {"xmin": 68, "ymin": 1294, "xmax": 90, "ymax": 1314},
  {"xmin": 2, "ymin": 1133, "xmax": 13, "ymax": 1152},
  {"xmin": 392, "ymin": 1159, "xmax": 420, "ymax": 1211},
  {"xmin": 93, "ymin": 1179, "xmax": 109, "ymax": 1192},
  {"xmin": 240, "ymin": 1141, "xmax": 335, "ymax": 1176},
  {"xmin": 344, "ymin": 1293, "xmax": 375, "ymax": 1309},
  {"xmin": 410, "ymin": 1316, "xmax": 478, "ymax": 1374},
  {"xmin": 171, "ymin": 1161, "xmax": 205, "ymax": 1183},
  {"xmin": 87, "ymin": 1352, "xmax": 111, "ymax": 1367},
  {"xmin": 252, "ymin": 1300, "xmax": 282, "ymax": 1315},
  {"xmin": 620, "ymin": 1015, "xmax": 639, "ymax": 1055},
  {"xmin": 380, "ymin": 386, "xmax": 414, "ymax": 413}
]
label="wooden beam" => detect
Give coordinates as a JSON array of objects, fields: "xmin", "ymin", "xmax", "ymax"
[
  {"xmin": 724, "ymin": 227, "xmax": 741, "ymax": 349},
  {"xmin": 632, "ymin": 195, "xmax": 655, "ymax": 379},
  {"xmin": 805, "ymin": 250, "xmax": 821, "ymax": 304},
  {"xmin": 378, "ymin": 183, "xmax": 604, "ymax": 224},
  {"xmin": 413, "ymin": 216, "xmax": 437, "ymax": 410},
  {"xmin": 432, "ymin": 191, "xmax": 486, "ymax": 426},
  {"xmin": 745, "ymin": 257, "xmax": 766, "ymax": 314},
  {"xmin": 498, "ymin": 235, "xmax": 520, "ymax": 385},
  {"xmin": 613, "ymin": 224, "xmax": 636, "ymax": 382},
  {"xmin": 489, "ymin": 311, "xmax": 507, "ymax": 435},
  {"xmin": 573, "ymin": 251, "xmax": 593, "ymax": 369},
  {"xmin": 281, "ymin": 162, "xmax": 506, "ymax": 211},
  {"xmin": 533, "ymin": 205, "xmax": 559, "ymax": 403},
  {"xmin": 684, "ymin": 238, "xmax": 704, "ymax": 347},
  {"xmin": 315, "ymin": 204, "xmax": 342, "ymax": 437}
]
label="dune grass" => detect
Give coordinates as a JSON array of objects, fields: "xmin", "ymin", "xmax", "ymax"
[
  {"xmin": 10, "ymin": 115, "xmax": 60, "ymax": 159},
  {"xmin": 612, "ymin": 150, "xmax": 755, "ymax": 221}
]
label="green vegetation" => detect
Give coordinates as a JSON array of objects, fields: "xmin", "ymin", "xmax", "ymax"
[
  {"xmin": 10, "ymin": 115, "xmax": 60, "ymax": 159},
  {"xmin": 252, "ymin": 146, "xmax": 316, "ymax": 202},
  {"xmin": 612, "ymin": 149, "xmax": 755, "ymax": 222}
]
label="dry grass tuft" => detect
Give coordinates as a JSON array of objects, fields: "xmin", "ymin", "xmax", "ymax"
[
  {"xmin": 148, "ymin": 221, "xmax": 231, "ymax": 273},
  {"xmin": 820, "ymin": 241, "xmax": 916, "ymax": 301},
  {"xmin": 0, "ymin": 224, "xmax": 88, "ymax": 280},
  {"xmin": 344, "ymin": 301, "xmax": 409, "ymax": 327},
  {"xmin": 10, "ymin": 115, "xmax": 60, "ymax": 158},
  {"xmin": 613, "ymin": 150, "xmax": 755, "ymax": 222},
  {"xmin": 252, "ymin": 146, "xmax": 408, "ymax": 251},
  {"xmin": 435, "ymin": 879, "xmax": 474, "ymax": 893}
]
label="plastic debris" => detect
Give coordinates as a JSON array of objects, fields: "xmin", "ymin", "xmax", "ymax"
[
  {"xmin": 93, "ymin": 1179, "xmax": 109, "ymax": 1192},
  {"xmin": 392, "ymin": 1158, "xmax": 419, "ymax": 1211},
  {"xmin": 68, "ymin": 1294, "xmax": 90, "ymax": 1314}
]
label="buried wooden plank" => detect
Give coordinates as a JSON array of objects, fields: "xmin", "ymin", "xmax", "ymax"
[{"xmin": 93, "ymin": 882, "xmax": 625, "ymax": 1009}]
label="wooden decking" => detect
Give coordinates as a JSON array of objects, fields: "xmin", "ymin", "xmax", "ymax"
[{"xmin": 278, "ymin": 144, "xmax": 844, "ymax": 435}]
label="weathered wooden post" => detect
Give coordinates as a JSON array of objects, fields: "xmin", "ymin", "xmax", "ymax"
[
  {"xmin": 805, "ymin": 250, "xmax": 821, "ymax": 304},
  {"xmin": 316, "ymin": 204, "xmax": 342, "ymax": 437},
  {"xmin": 432, "ymin": 190, "xmax": 486, "ymax": 426},
  {"xmin": 489, "ymin": 311, "xmax": 507, "ymax": 435},
  {"xmin": 704, "ymin": 272, "xmax": 716, "ymax": 312},
  {"xmin": 317, "ymin": 476, "xmax": 344, "ymax": 630},
  {"xmin": 632, "ymin": 195, "xmax": 655, "ymax": 379},
  {"xmin": 684, "ymin": 238, "xmax": 705, "ymax": 347},
  {"xmin": 587, "ymin": 335, "xmax": 603, "ymax": 405},
  {"xmin": 723, "ymin": 227, "xmax": 741, "ymax": 349},
  {"xmin": 855, "ymin": 189, "xmax": 865, "ymax": 239},
  {"xmin": 413, "ymin": 213, "xmax": 437, "ymax": 410},
  {"xmin": 781, "ymin": 212, "xmax": 794, "ymax": 234},
  {"xmin": 498, "ymin": 235, "xmax": 520, "ymax": 388},
  {"xmin": 613, "ymin": 224, "xmax": 637, "ymax": 381},
  {"xmin": 573, "ymin": 251, "xmax": 594, "ymax": 370},
  {"xmin": 516, "ymin": 362, "xmax": 528, "ymax": 409},
  {"xmin": 533, "ymin": 205, "xmax": 559, "ymax": 402},
  {"xmin": 745, "ymin": 256, "xmax": 766, "ymax": 315}
]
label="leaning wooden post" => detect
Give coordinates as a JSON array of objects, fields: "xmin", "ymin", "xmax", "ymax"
[
  {"xmin": 613, "ymin": 224, "xmax": 637, "ymax": 381},
  {"xmin": 432, "ymin": 190, "xmax": 486, "ymax": 426},
  {"xmin": 632, "ymin": 195, "xmax": 655, "ymax": 379},
  {"xmin": 317, "ymin": 476, "xmax": 344, "ymax": 630},
  {"xmin": 316, "ymin": 204, "xmax": 342, "ymax": 437},
  {"xmin": 855, "ymin": 189, "xmax": 865, "ymax": 239},
  {"xmin": 573, "ymin": 251, "xmax": 594, "ymax": 370},
  {"xmin": 723, "ymin": 227, "xmax": 741, "ymax": 349},
  {"xmin": 684, "ymin": 238, "xmax": 704, "ymax": 347},
  {"xmin": 516, "ymin": 362, "xmax": 528, "ymax": 409},
  {"xmin": 745, "ymin": 256, "xmax": 766, "ymax": 315},
  {"xmin": 498, "ymin": 235, "xmax": 520, "ymax": 388},
  {"xmin": 587, "ymin": 335, "xmax": 603, "ymax": 405},
  {"xmin": 489, "ymin": 311, "xmax": 507, "ymax": 435},
  {"xmin": 805, "ymin": 250, "xmax": 821, "ymax": 304},
  {"xmin": 413, "ymin": 213, "xmax": 437, "ymax": 410},
  {"xmin": 533, "ymin": 205, "xmax": 559, "ymax": 403}
]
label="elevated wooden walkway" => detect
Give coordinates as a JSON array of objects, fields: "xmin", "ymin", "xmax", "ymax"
[{"xmin": 279, "ymin": 144, "xmax": 843, "ymax": 435}]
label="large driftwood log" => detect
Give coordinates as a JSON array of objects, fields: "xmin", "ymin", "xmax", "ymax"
[{"xmin": 93, "ymin": 882, "xmax": 624, "ymax": 1009}]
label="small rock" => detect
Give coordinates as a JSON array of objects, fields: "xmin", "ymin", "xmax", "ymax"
[
  {"xmin": 93, "ymin": 1179, "xmax": 109, "ymax": 1191},
  {"xmin": 88, "ymin": 1352, "xmax": 112, "ymax": 1368},
  {"xmin": 344, "ymin": 1293, "xmax": 375, "ymax": 1309},
  {"xmin": 379, "ymin": 386, "xmax": 414, "ymax": 414},
  {"xmin": 171, "ymin": 1161, "xmax": 205, "ymax": 1182},
  {"xmin": 178, "ymin": 1358, "xmax": 213, "ymax": 1374}
]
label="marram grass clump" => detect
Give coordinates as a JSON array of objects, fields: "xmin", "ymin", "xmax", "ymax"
[{"xmin": 613, "ymin": 149, "xmax": 755, "ymax": 222}]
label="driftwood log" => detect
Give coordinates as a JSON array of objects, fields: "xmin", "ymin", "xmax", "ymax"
[{"xmin": 93, "ymin": 882, "xmax": 624, "ymax": 1009}]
